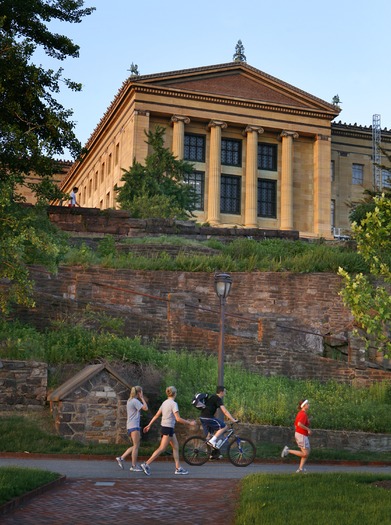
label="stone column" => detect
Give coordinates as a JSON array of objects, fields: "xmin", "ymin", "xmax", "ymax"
[
  {"xmin": 280, "ymin": 130, "xmax": 299, "ymax": 230},
  {"xmin": 207, "ymin": 120, "xmax": 227, "ymax": 225},
  {"xmin": 171, "ymin": 115, "xmax": 190, "ymax": 159},
  {"xmin": 132, "ymin": 109, "xmax": 150, "ymax": 163},
  {"xmin": 243, "ymin": 125, "xmax": 264, "ymax": 227},
  {"xmin": 314, "ymin": 134, "xmax": 332, "ymax": 238}
]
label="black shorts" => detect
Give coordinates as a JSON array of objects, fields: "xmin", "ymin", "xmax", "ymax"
[{"xmin": 160, "ymin": 426, "xmax": 174, "ymax": 437}]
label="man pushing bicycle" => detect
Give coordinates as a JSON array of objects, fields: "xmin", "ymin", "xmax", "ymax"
[{"xmin": 199, "ymin": 386, "xmax": 238, "ymax": 449}]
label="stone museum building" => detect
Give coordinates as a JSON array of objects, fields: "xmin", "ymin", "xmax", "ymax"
[{"xmin": 60, "ymin": 58, "xmax": 391, "ymax": 239}]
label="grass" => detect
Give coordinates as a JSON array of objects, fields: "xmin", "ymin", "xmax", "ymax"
[
  {"xmin": 234, "ymin": 473, "xmax": 391, "ymax": 525},
  {"xmin": 1, "ymin": 412, "xmax": 390, "ymax": 463},
  {"xmin": 1, "ymin": 318, "xmax": 390, "ymax": 434},
  {"xmin": 0, "ymin": 466, "xmax": 62, "ymax": 506},
  {"xmin": 62, "ymin": 236, "xmax": 368, "ymax": 274},
  {"xmin": 0, "ymin": 413, "xmax": 156, "ymax": 457}
]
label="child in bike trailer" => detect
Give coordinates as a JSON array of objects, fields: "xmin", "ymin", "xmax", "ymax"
[{"xmin": 199, "ymin": 386, "xmax": 238, "ymax": 449}]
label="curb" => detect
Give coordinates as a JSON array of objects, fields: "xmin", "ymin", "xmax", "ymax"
[
  {"xmin": 1, "ymin": 452, "xmax": 390, "ymax": 466},
  {"xmin": 0, "ymin": 475, "xmax": 67, "ymax": 516}
]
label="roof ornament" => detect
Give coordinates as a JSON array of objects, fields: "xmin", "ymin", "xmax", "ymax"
[
  {"xmin": 233, "ymin": 40, "xmax": 246, "ymax": 62},
  {"xmin": 332, "ymin": 94, "xmax": 342, "ymax": 107},
  {"xmin": 128, "ymin": 62, "xmax": 140, "ymax": 77}
]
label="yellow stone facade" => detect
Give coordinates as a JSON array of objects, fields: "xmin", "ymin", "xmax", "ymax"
[{"xmin": 59, "ymin": 62, "xmax": 391, "ymax": 239}]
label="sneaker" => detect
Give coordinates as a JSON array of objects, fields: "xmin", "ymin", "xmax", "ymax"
[
  {"xmin": 175, "ymin": 467, "xmax": 189, "ymax": 475},
  {"xmin": 296, "ymin": 468, "xmax": 307, "ymax": 474},
  {"xmin": 129, "ymin": 465, "xmax": 143, "ymax": 472},
  {"xmin": 281, "ymin": 446, "xmax": 289, "ymax": 458},
  {"xmin": 140, "ymin": 462, "xmax": 151, "ymax": 476},
  {"xmin": 207, "ymin": 440, "xmax": 218, "ymax": 449},
  {"xmin": 116, "ymin": 457, "xmax": 124, "ymax": 469}
]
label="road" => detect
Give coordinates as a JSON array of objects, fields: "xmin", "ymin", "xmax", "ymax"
[{"xmin": 1, "ymin": 455, "xmax": 390, "ymax": 479}]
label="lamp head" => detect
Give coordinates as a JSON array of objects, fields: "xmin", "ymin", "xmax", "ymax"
[{"xmin": 214, "ymin": 272, "xmax": 232, "ymax": 299}]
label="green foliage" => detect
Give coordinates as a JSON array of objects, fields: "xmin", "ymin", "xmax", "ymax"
[
  {"xmin": 0, "ymin": 319, "xmax": 390, "ymax": 433},
  {"xmin": 236, "ymin": 474, "xmax": 391, "ymax": 525},
  {"xmin": 116, "ymin": 126, "xmax": 197, "ymax": 219},
  {"xmin": 97, "ymin": 235, "xmax": 117, "ymax": 258},
  {"xmin": 0, "ymin": 466, "xmax": 61, "ymax": 506},
  {"xmin": 0, "ymin": 1, "xmax": 94, "ymax": 311},
  {"xmin": 339, "ymin": 194, "xmax": 391, "ymax": 358},
  {"xmin": 63, "ymin": 236, "xmax": 368, "ymax": 274},
  {"xmin": 0, "ymin": 186, "xmax": 69, "ymax": 312}
]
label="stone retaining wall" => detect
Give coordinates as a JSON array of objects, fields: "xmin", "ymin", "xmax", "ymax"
[
  {"xmin": 0, "ymin": 359, "xmax": 47, "ymax": 409},
  {"xmin": 175, "ymin": 423, "xmax": 391, "ymax": 453}
]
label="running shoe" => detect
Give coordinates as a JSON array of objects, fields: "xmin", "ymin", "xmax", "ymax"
[
  {"xmin": 129, "ymin": 465, "xmax": 143, "ymax": 472},
  {"xmin": 281, "ymin": 446, "xmax": 289, "ymax": 458},
  {"xmin": 140, "ymin": 462, "xmax": 151, "ymax": 476},
  {"xmin": 175, "ymin": 467, "xmax": 189, "ymax": 475},
  {"xmin": 116, "ymin": 457, "xmax": 124, "ymax": 469}
]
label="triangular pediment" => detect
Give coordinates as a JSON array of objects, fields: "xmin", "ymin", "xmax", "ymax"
[{"xmin": 132, "ymin": 62, "xmax": 339, "ymax": 116}]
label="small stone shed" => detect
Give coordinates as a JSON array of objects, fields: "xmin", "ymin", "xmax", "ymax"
[{"xmin": 47, "ymin": 363, "xmax": 131, "ymax": 444}]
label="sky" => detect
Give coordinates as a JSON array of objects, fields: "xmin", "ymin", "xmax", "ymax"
[{"xmin": 34, "ymin": 0, "xmax": 391, "ymax": 158}]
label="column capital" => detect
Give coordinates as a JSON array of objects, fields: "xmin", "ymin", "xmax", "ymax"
[
  {"xmin": 134, "ymin": 109, "xmax": 150, "ymax": 117},
  {"xmin": 315, "ymin": 134, "xmax": 330, "ymax": 141},
  {"xmin": 280, "ymin": 130, "xmax": 299, "ymax": 140},
  {"xmin": 171, "ymin": 115, "xmax": 190, "ymax": 125},
  {"xmin": 207, "ymin": 120, "xmax": 227, "ymax": 130},
  {"xmin": 243, "ymin": 125, "xmax": 264, "ymax": 136}
]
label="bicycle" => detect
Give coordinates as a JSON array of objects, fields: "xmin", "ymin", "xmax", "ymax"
[{"xmin": 182, "ymin": 422, "xmax": 256, "ymax": 467}]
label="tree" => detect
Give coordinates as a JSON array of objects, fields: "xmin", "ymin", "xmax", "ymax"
[
  {"xmin": 116, "ymin": 126, "xmax": 198, "ymax": 219},
  {"xmin": 0, "ymin": 0, "xmax": 94, "ymax": 312},
  {"xmin": 338, "ymin": 194, "xmax": 391, "ymax": 359}
]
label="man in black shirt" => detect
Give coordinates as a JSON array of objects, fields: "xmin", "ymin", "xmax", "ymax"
[{"xmin": 199, "ymin": 386, "xmax": 237, "ymax": 449}]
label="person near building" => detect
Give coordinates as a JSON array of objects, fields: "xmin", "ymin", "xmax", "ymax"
[
  {"xmin": 140, "ymin": 385, "xmax": 196, "ymax": 476},
  {"xmin": 68, "ymin": 186, "xmax": 79, "ymax": 207},
  {"xmin": 281, "ymin": 399, "xmax": 312, "ymax": 473},
  {"xmin": 115, "ymin": 385, "xmax": 148, "ymax": 472},
  {"xmin": 199, "ymin": 386, "xmax": 238, "ymax": 449}
]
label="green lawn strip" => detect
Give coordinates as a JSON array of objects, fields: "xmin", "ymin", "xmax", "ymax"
[
  {"xmin": 234, "ymin": 473, "xmax": 391, "ymax": 525},
  {"xmin": 1, "ymin": 415, "xmax": 390, "ymax": 464},
  {"xmin": 0, "ymin": 467, "xmax": 62, "ymax": 506}
]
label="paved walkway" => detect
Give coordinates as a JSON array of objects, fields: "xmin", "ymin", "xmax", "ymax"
[
  {"xmin": 1, "ymin": 478, "xmax": 239, "ymax": 525},
  {"xmin": 1, "ymin": 455, "xmax": 390, "ymax": 525}
]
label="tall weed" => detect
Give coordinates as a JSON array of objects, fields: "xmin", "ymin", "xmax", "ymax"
[{"xmin": 0, "ymin": 320, "xmax": 389, "ymax": 432}]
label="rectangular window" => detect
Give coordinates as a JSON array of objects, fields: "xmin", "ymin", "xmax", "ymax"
[
  {"xmin": 221, "ymin": 175, "xmax": 241, "ymax": 214},
  {"xmin": 352, "ymin": 163, "xmax": 364, "ymax": 185},
  {"xmin": 331, "ymin": 160, "xmax": 335, "ymax": 182},
  {"xmin": 382, "ymin": 169, "xmax": 391, "ymax": 188},
  {"xmin": 257, "ymin": 179, "xmax": 276, "ymax": 218},
  {"xmin": 94, "ymin": 171, "xmax": 98, "ymax": 191},
  {"xmin": 101, "ymin": 163, "xmax": 105, "ymax": 183},
  {"xmin": 184, "ymin": 171, "xmax": 204, "ymax": 211},
  {"xmin": 108, "ymin": 153, "xmax": 112, "ymax": 174},
  {"xmin": 115, "ymin": 143, "xmax": 120, "ymax": 165},
  {"xmin": 331, "ymin": 199, "xmax": 335, "ymax": 229},
  {"xmin": 258, "ymin": 143, "xmax": 277, "ymax": 171},
  {"xmin": 184, "ymin": 133, "xmax": 206, "ymax": 162},
  {"xmin": 221, "ymin": 138, "xmax": 242, "ymax": 167}
]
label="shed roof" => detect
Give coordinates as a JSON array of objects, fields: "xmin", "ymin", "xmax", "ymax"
[{"xmin": 47, "ymin": 363, "xmax": 131, "ymax": 402}]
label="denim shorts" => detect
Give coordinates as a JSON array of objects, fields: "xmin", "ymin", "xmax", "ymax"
[{"xmin": 127, "ymin": 427, "xmax": 141, "ymax": 435}]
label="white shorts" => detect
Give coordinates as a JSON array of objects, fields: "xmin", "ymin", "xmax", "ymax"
[{"xmin": 295, "ymin": 432, "xmax": 310, "ymax": 450}]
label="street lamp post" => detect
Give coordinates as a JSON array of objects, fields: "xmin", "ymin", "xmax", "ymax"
[{"xmin": 214, "ymin": 272, "xmax": 232, "ymax": 387}]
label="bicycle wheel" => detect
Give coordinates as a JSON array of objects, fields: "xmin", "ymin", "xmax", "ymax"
[
  {"xmin": 182, "ymin": 436, "xmax": 209, "ymax": 466},
  {"xmin": 227, "ymin": 437, "xmax": 256, "ymax": 467}
]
